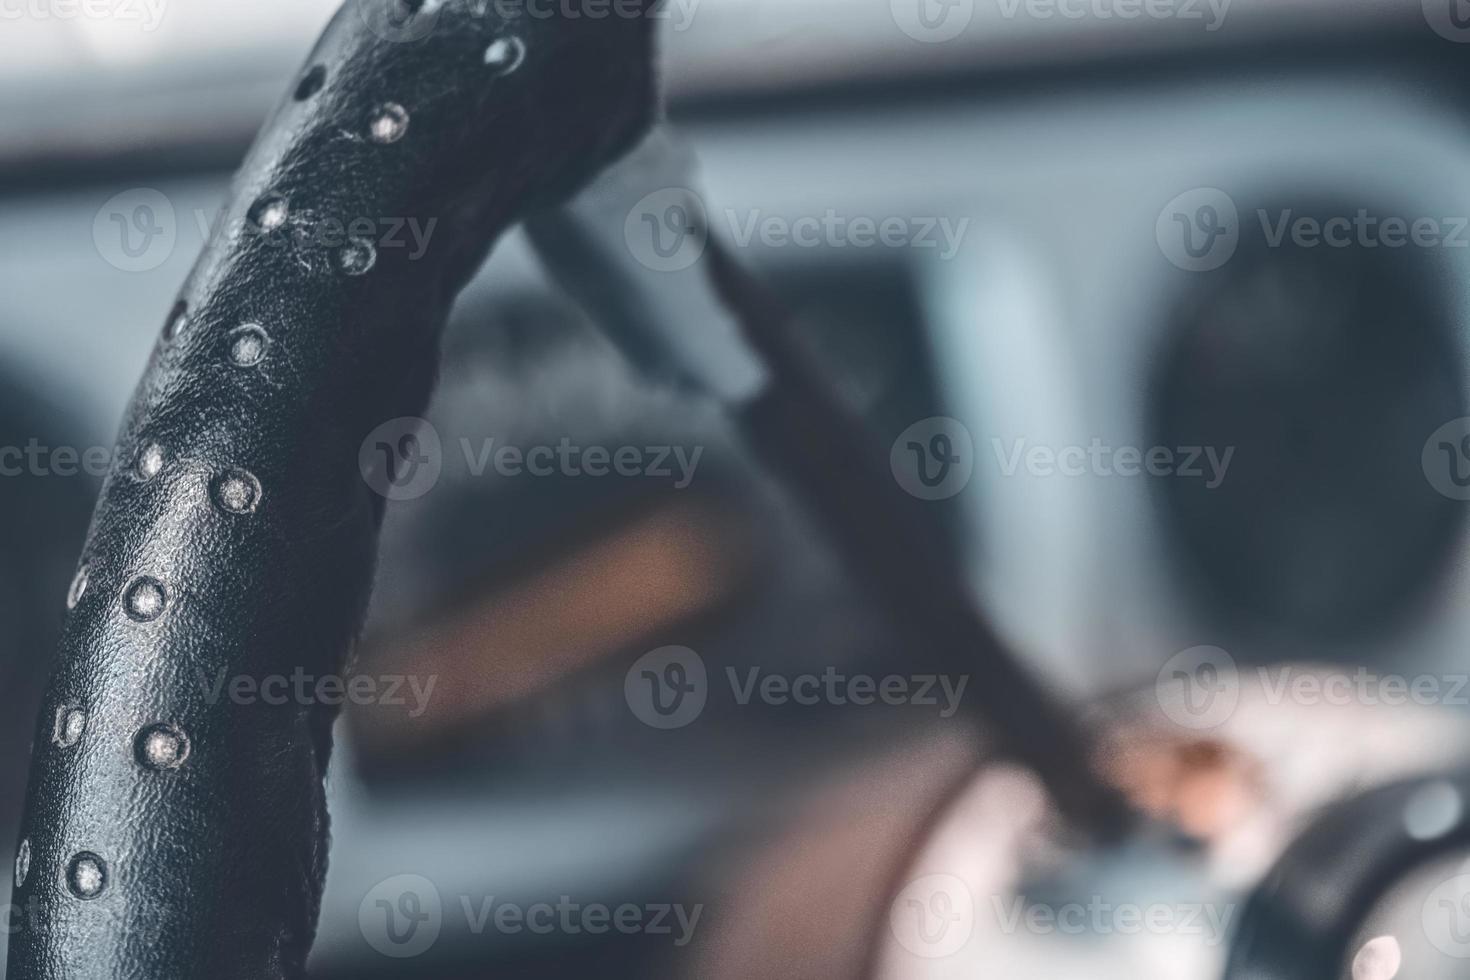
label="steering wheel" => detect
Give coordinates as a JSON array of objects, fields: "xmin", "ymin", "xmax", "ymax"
[
  {"xmin": 12, "ymin": 3, "xmax": 1466, "ymax": 978},
  {"xmin": 7, "ymin": 3, "xmax": 655, "ymax": 976}
]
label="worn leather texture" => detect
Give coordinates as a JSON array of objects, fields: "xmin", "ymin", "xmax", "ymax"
[{"xmin": 7, "ymin": 1, "xmax": 656, "ymax": 977}]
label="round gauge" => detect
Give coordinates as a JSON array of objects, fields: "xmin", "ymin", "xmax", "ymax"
[{"xmin": 1151, "ymin": 200, "xmax": 1466, "ymax": 641}]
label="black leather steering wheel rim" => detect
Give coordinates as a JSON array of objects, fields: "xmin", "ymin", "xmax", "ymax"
[{"xmin": 7, "ymin": 3, "xmax": 657, "ymax": 976}]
